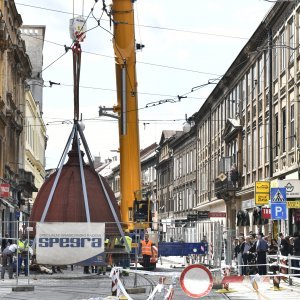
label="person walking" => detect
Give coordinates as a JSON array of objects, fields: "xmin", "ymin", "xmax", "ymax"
[
  {"xmin": 141, "ymin": 232, "xmax": 153, "ymax": 271},
  {"xmin": 241, "ymin": 236, "xmax": 252, "ymax": 275},
  {"xmin": 256, "ymin": 233, "xmax": 268, "ymax": 275},
  {"xmin": 17, "ymin": 235, "xmax": 29, "ymax": 276},
  {"xmin": 1, "ymin": 243, "xmax": 17, "ymax": 280},
  {"xmin": 1, "ymin": 233, "xmax": 12, "ymax": 251}
]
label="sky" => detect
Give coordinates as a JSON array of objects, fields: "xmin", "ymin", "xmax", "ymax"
[{"xmin": 15, "ymin": 0, "xmax": 273, "ymax": 169}]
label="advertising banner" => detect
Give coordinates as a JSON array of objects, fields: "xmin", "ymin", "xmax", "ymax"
[{"xmin": 36, "ymin": 222, "xmax": 105, "ymax": 265}]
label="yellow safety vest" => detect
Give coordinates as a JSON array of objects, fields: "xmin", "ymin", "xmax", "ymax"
[
  {"xmin": 17, "ymin": 240, "xmax": 28, "ymax": 254},
  {"xmin": 122, "ymin": 236, "xmax": 132, "ymax": 251}
]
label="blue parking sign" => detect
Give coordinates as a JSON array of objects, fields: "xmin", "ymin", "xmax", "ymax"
[{"xmin": 271, "ymin": 203, "xmax": 287, "ymax": 220}]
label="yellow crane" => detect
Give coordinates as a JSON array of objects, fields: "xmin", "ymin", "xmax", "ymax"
[{"xmin": 111, "ymin": 0, "xmax": 149, "ymax": 231}]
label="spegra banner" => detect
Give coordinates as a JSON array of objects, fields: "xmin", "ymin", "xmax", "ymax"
[{"xmin": 36, "ymin": 222, "xmax": 105, "ymax": 265}]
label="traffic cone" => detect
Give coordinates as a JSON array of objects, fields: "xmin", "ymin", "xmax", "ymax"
[
  {"xmin": 111, "ymin": 269, "xmax": 118, "ymax": 296},
  {"xmin": 273, "ymin": 271, "xmax": 281, "ymax": 291},
  {"xmin": 223, "ymin": 266, "xmax": 231, "ymax": 291}
]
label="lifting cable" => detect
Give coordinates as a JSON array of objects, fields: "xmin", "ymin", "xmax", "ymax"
[{"xmin": 72, "ymin": 41, "xmax": 81, "ymax": 121}]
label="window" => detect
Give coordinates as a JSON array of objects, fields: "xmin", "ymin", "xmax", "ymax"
[
  {"xmin": 290, "ymin": 105, "xmax": 295, "ymax": 150},
  {"xmin": 186, "ymin": 152, "xmax": 189, "ymax": 174},
  {"xmin": 247, "ymin": 132, "xmax": 251, "ymax": 171},
  {"xmin": 252, "ymin": 64, "xmax": 257, "ymax": 99},
  {"xmin": 246, "ymin": 70, "xmax": 250, "ymax": 105},
  {"xmin": 266, "ymin": 119, "xmax": 269, "ymax": 162},
  {"xmin": 242, "ymin": 76, "xmax": 246, "ymax": 110},
  {"xmin": 289, "ymin": 17, "xmax": 295, "ymax": 63},
  {"xmin": 253, "ymin": 128, "xmax": 257, "ymax": 169},
  {"xmin": 282, "ymin": 108, "xmax": 286, "ymax": 153},
  {"xmin": 259, "ymin": 124, "xmax": 263, "ymax": 166},
  {"xmin": 258, "ymin": 57, "xmax": 263, "ymax": 94},
  {"xmin": 275, "ymin": 114, "xmax": 279, "ymax": 157},
  {"xmin": 280, "ymin": 31, "xmax": 286, "ymax": 71},
  {"xmin": 273, "ymin": 39, "xmax": 278, "ymax": 79},
  {"xmin": 265, "ymin": 52, "xmax": 269, "ymax": 87}
]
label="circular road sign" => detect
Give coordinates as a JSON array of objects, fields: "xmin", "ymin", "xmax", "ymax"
[{"xmin": 180, "ymin": 264, "xmax": 213, "ymax": 298}]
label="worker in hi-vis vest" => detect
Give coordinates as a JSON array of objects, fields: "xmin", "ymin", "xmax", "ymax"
[
  {"xmin": 141, "ymin": 232, "xmax": 153, "ymax": 270},
  {"xmin": 17, "ymin": 234, "xmax": 29, "ymax": 276}
]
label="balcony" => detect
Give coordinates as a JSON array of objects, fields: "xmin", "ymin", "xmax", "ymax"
[
  {"xmin": 215, "ymin": 157, "xmax": 240, "ymax": 200},
  {"xmin": 18, "ymin": 169, "xmax": 38, "ymax": 194}
]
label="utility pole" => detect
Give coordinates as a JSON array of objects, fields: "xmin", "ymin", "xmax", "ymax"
[{"xmin": 268, "ymin": 28, "xmax": 273, "ymax": 178}]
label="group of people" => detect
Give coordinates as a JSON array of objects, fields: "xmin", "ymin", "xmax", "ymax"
[
  {"xmin": 1, "ymin": 233, "xmax": 31, "ymax": 280},
  {"xmin": 234, "ymin": 232, "xmax": 300, "ymax": 276}
]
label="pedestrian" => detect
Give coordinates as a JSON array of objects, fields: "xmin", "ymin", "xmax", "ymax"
[
  {"xmin": 1, "ymin": 233, "xmax": 12, "ymax": 251},
  {"xmin": 268, "ymin": 239, "xmax": 278, "ymax": 255},
  {"xmin": 200, "ymin": 236, "xmax": 208, "ymax": 264},
  {"xmin": 256, "ymin": 232, "xmax": 268, "ymax": 275},
  {"xmin": 141, "ymin": 232, "xmax": 153, "ymax": 271},
  {"xmin": 234, "ymin": 237, "xmax": 244, "ymax": 275},
  {"xmin": 1, "ymin": 243, "xmax": 17, "ymax": 280},
  {"xmin": 241, "ymin": 236, "xmax": 252, "ymax": 275},
  {"xmin": 17, "ymin": 234, "xmax": 29, "ymax": 276}
]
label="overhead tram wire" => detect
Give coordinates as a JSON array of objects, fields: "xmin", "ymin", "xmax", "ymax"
[
  {"xmin": 20, "ymin": 33, "xmax": 222, "ymax": 77},
  {"xmin": 15, "ymin": 2, "xmax": 249, "ymax": 40}
]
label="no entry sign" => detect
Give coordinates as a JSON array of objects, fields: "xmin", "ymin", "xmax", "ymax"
[{"xmin": 180, "ymin": 264, "xmax": 213, "ymax": 298}]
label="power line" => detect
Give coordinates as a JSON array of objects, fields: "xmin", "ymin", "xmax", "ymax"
[{"xmin": 16, "ymin": 2, "xmax": 249, "ymax": 40}]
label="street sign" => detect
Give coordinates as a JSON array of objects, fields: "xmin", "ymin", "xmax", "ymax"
[
  {"xmin": 255, "ymin": 194, "xmax": 269, "ymax": 205},
  {"xmin": 255, "ymin": 181, "xmax": 270, "ymax": 205},
  {"xmin": 0, "ymin": 183, "xmax": 10, "ymax": 198},
  {"xmin": 287, "ymin": 200, "xmax": 300, "ymax": 208},
  {"xmin": 271, "ymin": 188, "xmax": 286, "ymax": 203},
  {"xmin": 255, "ymin": 181, "xmax": 270, "ymax": 194},
  {"xmin": 271, "ymin": 203, "xmax": 287, "ymax": 220},
  {"xmin": 180, "ymin": 264, "xmax": 213, "ymax": 298}
]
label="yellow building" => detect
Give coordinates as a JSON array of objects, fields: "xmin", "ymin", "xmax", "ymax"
[{"xmin": 23, "ymin": 89, "xmax": 46, "ymax": 214}]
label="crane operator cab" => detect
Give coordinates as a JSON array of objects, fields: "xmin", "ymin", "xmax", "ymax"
[{"xmin": 132, "ymin": 190, "xmax": 152, "ymax": 227}]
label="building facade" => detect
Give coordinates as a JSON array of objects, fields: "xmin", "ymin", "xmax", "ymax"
[{"xmin": 0, "ymin": 0, "xmax": 33, "ymax": 235}]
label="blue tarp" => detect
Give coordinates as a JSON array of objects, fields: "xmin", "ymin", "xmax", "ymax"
[{"xmin": 158, "ymin": 242, "xmax": 208, "ymax": 256}]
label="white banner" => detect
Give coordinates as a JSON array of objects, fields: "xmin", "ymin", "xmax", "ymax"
[{"xmin": 36, "ymin": 222, "xmax": 105, "ymax": 265}]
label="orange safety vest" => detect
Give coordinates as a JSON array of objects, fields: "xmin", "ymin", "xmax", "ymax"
[{"xmin": 141, "ymin": 240, "xmax": 153, "ymax": 256}]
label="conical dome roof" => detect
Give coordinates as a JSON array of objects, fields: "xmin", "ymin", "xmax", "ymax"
[{"xmin": 30, "ymin": 137, "xmax": 121, "ymax": 235}]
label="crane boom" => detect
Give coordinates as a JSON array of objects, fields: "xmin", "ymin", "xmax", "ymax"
[{"xmin": 112, "ymin": 0, "xmax": 144, "ymax": 231}]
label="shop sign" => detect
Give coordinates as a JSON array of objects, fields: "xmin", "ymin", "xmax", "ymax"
[
  {"xmin": 187, "ymin": 214, "xmax": 198, "ymax": 222},
  {"xmin": 275, "ymin": 180, "xmax": 300, "ymax": 198},
  {"xmin": 241, "ymin": 199, "xmax": 255, "ymax": 210},
  {"xmin": 197, "ymin": 211, "xmax": 209, "ymax": 219},
  {"xmin": 294, "ymin": 210, "xmax": 300, "ymax": 223},
  {"xmin": 0, "ymin": 183, "xmax": 10, "ymax": 198},
  {"xmin": 262, "ymin": 208, "xmax": 271, "ymax": 219},
  {"xmin": 287, "ymin": 200, "xmax": 300, "ymax": 209},
  {"xmin": 175, "ymin": 219, "xmax": 187, "ymax": 227},
  {"xmin": 208, "ymin": 212, "xmax": 226, "ymax": 218}
]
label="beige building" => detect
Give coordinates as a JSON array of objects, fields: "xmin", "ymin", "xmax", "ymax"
[{"xmin": 194, "ymin": 2, "xmax": 300, "ymax": 243}]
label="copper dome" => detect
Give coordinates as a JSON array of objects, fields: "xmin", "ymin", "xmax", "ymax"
[{"xmin": 30, "ymin": 139, "xmax": 121, "ymax": 235}]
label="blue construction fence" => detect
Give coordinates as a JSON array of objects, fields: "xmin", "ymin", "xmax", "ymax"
[{"xmin": 157, "ymin": 242, "xmax": 208, "ymax": 257}]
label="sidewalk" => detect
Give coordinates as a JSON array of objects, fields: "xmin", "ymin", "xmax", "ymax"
[{"xmin": 224, "ymin": 277, "xmax": 300, "ymax": 300}]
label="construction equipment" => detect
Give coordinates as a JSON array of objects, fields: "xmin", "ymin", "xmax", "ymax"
[{"xmin": 111, "ymin": 0, "xmax": 150, "ymax": 231}]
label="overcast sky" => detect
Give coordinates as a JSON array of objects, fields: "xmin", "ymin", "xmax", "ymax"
[{"xmin": 16, "ymin": 0, "xmax": 273, "ymax": 169}]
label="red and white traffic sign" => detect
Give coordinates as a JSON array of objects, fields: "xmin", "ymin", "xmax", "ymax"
[{"xmin": 180, "ymin": 264, "xmax": 213, "ymax": 298}]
